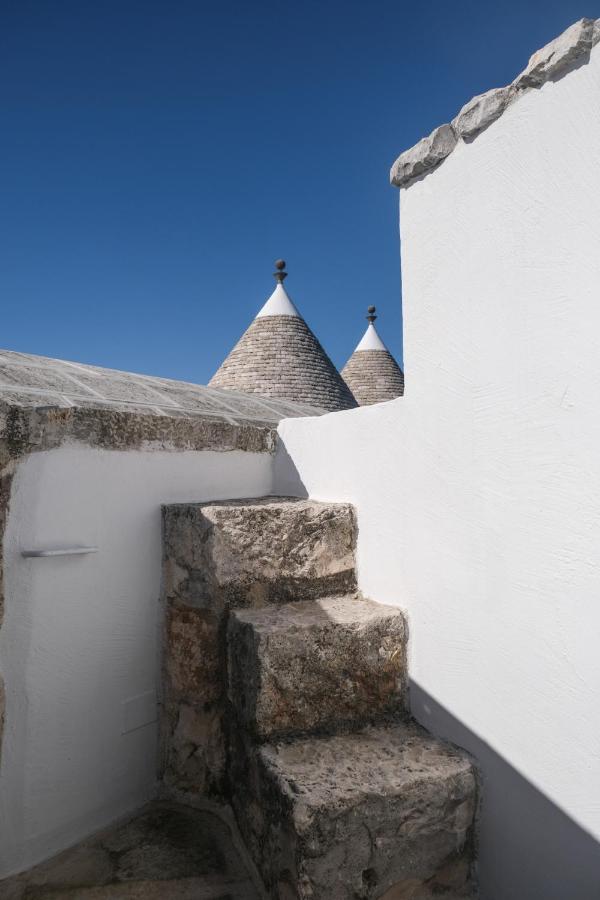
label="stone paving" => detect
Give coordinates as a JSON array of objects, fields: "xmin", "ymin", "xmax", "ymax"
[{"xmin": 0, "ymin": 802, "xmax": 261, "ymax": 900}]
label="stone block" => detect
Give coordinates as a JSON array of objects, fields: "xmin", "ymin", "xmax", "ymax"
[
  {"xmin": 452, "ymin": 86, "xmax": 513, "ymax": 140},
  {"xmin": 162, "ymin": 605, "xmax": 226, "ymax": 795},
  {"xmin": 233, "ymin": 724, "xmax": 477, "ymax": 900},
  {"xmin": 390, "ymin": 125, "xmax": 457, "ymax": 188},
  {"xmin": 228, "ymin": 596, "xmax": 408, "ymax": 739},
  {"xmin": 162, "ymin": 702, "xmax": 226, "ymax": 796},
  {"xmin": 164, "ymin": 605, "xmax": 223, "ymax": 703},
  {"xmin": 514, "ymin": 18, "xmax": 595, "ymax": 88},
  {"xmin": 162, "ymin": 498, "xmax": 357, "ymax": 609}
]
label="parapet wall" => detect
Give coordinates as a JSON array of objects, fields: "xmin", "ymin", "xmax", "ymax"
[
  {"xmin": 0, "ymin": 351, "xmax": 321, "ymax": 879},
  {"xmin": 390, "ymin": 17, "xmax": 600, "ymax": 188},
  {"xmin": 275, "ymin": 31, "xmax": 600, "ymax": 900}
]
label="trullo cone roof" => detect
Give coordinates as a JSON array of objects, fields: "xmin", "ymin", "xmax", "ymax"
[
  {"xmin": 341, "ymin": 307, "xmax": 404, "ymax": 406},
  {"xmin": 209, "ymin": 261, "xmax": 356, "ymax": 412}
]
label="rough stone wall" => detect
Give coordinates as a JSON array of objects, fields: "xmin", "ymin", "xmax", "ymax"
[
  {"xmin": 341, "ymin": 350, "xmax": 404, "ymax": 406},
  {"xmin": 210, "ymin": 316, "xmax": 357, "ymax": 412}
]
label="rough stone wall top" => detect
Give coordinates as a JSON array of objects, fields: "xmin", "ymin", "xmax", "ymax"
[
  {"xmin": 0, "ymin": 348, "xmax": 324, "ymax": 460},
  {"xmin": 390, "ymin": 18, "xmax": 600, "ymax": 188},
  {"xmin": 341, "ymin": 349, "xmax": 404, "ymax": 406},
  {"xmin": 210, "ymin": 316, "xmax": 357, "ymax": 413},
  {"xmin": 0, "ymin": 349, "xmax": 323, "ymax": 424}
]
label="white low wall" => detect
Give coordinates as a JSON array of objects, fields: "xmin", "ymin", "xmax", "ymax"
[
  {"xmin": 275, "ymin": 44, "xmax": 600, "ymax": 899},
  {"xmin": 0, "ymin": 444, "xmax": 272, "ymax": 878}
]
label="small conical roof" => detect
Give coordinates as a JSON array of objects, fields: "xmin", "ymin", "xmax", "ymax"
[
  {"xmin": 341, "ymin": 306, "xmax": 404, "ymax": 406},
  {"xmin": 209, "ymin": 261, "xmax": 356, "ymax": 412}
]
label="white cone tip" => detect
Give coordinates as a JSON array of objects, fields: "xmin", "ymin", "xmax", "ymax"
[
  {"xmin": 355, "ymin": 322, "xmax": 388, "ymax": 352},
  {"xmin": 256, "ymin": 284, "xmax": 301, "ymax": 318}
]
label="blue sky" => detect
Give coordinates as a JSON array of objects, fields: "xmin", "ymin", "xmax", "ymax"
[{"xmin": 1, "ymin": 0, "xmax": 590, "ymax": 382}]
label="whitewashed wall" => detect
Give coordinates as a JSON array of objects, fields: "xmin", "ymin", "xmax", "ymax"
[
  {"xmin": 275, "ymin": 45, "xmax": 600, "ymax": 899},
  {"xmin": 0, "ymin": 444, "xmax": 272, "ymax": 878}
]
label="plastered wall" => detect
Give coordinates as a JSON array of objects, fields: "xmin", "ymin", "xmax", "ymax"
[
  {"xmin": 274, "ymin": 45, "xmax": 600, "ymax": 899},
  {"xmin": 0, "ymin": 444, "xmax": 272, "ymax": 878}
]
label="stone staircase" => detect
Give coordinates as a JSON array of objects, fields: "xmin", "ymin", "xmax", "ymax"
[{"xmin": 161, "ymin": 497, "xmax": 478, "ymax": 899}]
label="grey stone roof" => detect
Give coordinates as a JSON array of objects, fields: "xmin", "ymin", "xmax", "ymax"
[
  {"xmin": 0, "ymin": 349, "xmax": 323, "ymax": 425},
  {"xmin": 210, "ymin": 312, "xmax": 357, "ymax": 413},
  {"xmin": 341, "ymin": 349, "xmax": 404, "ymax": 406},
  {"xmin": 390, "ymin": 18, "xmax": 600, "ymax": 188}
]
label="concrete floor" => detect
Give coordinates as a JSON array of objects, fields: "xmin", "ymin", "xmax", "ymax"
[{"xmin": 0, "ymin": 802, "xmax": 261, "ymax": 899}]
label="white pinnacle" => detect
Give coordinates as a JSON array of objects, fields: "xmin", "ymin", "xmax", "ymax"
[
  {"xmin": 256, "ymin": 283, "xmax": 301, "ymax": 318},
  {"xmin": 354, "ymin": 321, "xmax": 388, "ymax": 352}
]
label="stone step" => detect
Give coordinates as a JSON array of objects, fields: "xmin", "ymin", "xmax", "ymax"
[
  {"xmin": 161, "ymin": 496, "xmax": 357, "ymax": 798},
  {"xmin": 232, "ymin": 723, "xmax": 477, "ymax": 900},
  {"xmin": 227, "ymin": 595, "xmax": 408, "ymax": 740},
  {"xmin": 162, "ymin": 497, "xmax": 357, "ymax": 610}
]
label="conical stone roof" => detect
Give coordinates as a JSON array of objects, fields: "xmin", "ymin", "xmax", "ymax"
[
  {"xmin": 341, "ymin": 307, "xmax": 404, "ymax": 406},
  {"xmin": 209, "ymin": 261, "xmax": 356, "ymax": 412}
]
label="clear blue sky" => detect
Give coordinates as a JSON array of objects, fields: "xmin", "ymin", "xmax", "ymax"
[{"xmin": 1, "ymin": 0, "xmax": 590, "ymax": 382}]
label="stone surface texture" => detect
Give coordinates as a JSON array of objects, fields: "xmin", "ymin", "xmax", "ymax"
[
  {"xmin": 161, "ymin": 497, "xmax": 358, "ymax": 799},
  {"xmin": 228, "ymin": 595, "xmax": 408, "ymax": 739},
  {"xmin": 0, "ymin": 802, "xmax": 260, "ymax": 899},
  {"xmin": 162, "ymin": 605, "xmax": 228, "ymax": 796},
  {"xmin": 515, "ymin": 18, "xmax": 596, "ymax": 88},
  {"xmin": 210, "ymin": 315, "xmax": 357, "ymax": 412},
  {"xmin": 163, "ymin": 498, "xmax": 357, "ymax": 609},
  {"xmin": 162, "ymin": 495, "xmax": 478, "ymax": 897},
  {"xmin": 451, "ymin": 86, "xmax": 513, "ymax": 140},
  {"xmin": 391, "ymin": 17, "xmax": 600, "ymax": 187},
  {"xmin": 233, "ymin": 724, "xmax": 477, "ymax": 900},
  {"xmin": 390, "ymin": 125, "xmax": 457, "ymax": 188},
  {"xmin": 341, "ymin": 350, "xmax": 404, "ymax": 406}
]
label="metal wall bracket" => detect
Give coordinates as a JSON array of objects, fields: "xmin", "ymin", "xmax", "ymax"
[{"xmin": 21, "ymin": 546, "xmax": 99, "ymax": 558}]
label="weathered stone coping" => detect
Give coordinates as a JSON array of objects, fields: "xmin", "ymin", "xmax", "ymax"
[
  {"xmin": 390, "ymin": 18, "xmax": 600, "ymax": 188},
  {"xmin": 0, "ymin": 404, "xmax": 276, "ymax": 469},
  {"xmin": 0, "ymin": 346, "xmax": 330, "ymax": 464}
]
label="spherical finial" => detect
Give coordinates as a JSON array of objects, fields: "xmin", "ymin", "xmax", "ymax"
[
  {"xmin": 273, "ymin": 259, "xmax": 288, "ymax": 283},
  {"xmin": 366, "ymin": 305, "xmax": 377, "ymax": 323}
]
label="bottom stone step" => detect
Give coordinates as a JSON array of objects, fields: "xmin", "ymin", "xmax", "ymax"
[{"xmin": 233, "ymin": 723, "xmax": 477, "ymax": 900}]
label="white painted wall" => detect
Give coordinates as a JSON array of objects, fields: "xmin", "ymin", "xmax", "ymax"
[
  {"xmin": 275, "ymin": 46, "xmax": 600, "ymax": 899},
  {"xmin": 0, "ymin": 443, "xmax": 272, "ymax": 878}
]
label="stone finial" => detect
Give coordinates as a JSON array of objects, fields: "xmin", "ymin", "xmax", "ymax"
[
  {"xmin": 366, "ymin": 306, "xmax": 377, "ymax": 323},
  {"xmin": 273, "ymin": 259, "xmax": 288, "ymax": 283}
]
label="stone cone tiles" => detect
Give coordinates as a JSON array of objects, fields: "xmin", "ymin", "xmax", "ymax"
[
  {"xmin": 210, "ymin": 313, "xmax": 357, "ymax": 412},
  {"xmin": 342, "ymin": 347, "xmax": 404, "ymax": 406}
]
